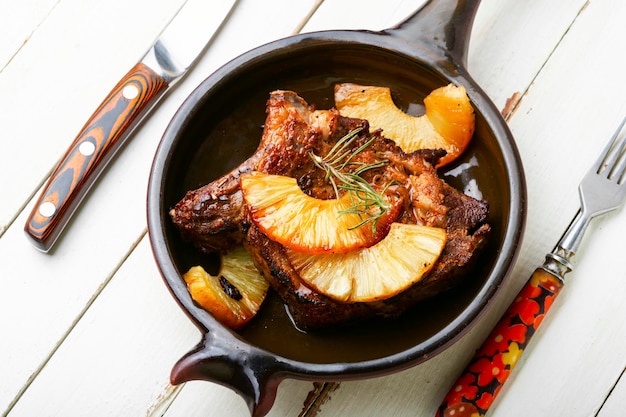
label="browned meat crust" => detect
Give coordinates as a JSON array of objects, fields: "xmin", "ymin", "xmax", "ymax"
[
  {"xmin": 245, "ymin": 192, "xmax": 489, "ymax": 329},
  {"xmin": 170, "ymin": 91, "xmax": 338, "ymax": 252},
  {"xmin": 170, "ymin": 90, "xmax": 490, "ymax": 329}
]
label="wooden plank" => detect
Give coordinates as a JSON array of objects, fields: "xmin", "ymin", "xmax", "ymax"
[
  {"xmin": 598, "ymin": 369, "xmax": 626, "ymax": 417},
  {"xmin": 306, "ymin": 0, "xmax": 587, "ymax": 112},
  {"xmin": 467, "ymin": 0, "xmax": 587, "ymax": 110},
  {"xmin": 303, "ymin": 0, "xmax": 425, "ymax": 31},
  {"xmin": 161, "ymin": 379, "xmax": 319, "ymax": 417},
  {"xmin": 5, "ymin": 237, "xmax": 199, "ymax": 416},
  {"xmin": 0, "ymin": 0, "xmax": 59, "ymax": 69},
  {"xmin": 6, "ymin": 236, "xmax": 334, "ymax": 417}
]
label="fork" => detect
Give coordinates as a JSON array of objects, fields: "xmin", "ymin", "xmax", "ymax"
[{"xmin": 436, "ymin": 117, "xmax": 626, "ymax": 417}]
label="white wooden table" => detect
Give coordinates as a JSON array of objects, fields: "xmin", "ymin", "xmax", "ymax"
[{"xmin": 2, "ymin": 0, "xmax": 626, "ymax": 416}]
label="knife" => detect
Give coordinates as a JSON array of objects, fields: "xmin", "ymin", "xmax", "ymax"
[{"xmin": 24, "ymin": 0, "xmax": 237, "ymax": 252}]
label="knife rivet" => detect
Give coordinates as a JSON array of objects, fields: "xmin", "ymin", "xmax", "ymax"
[
  {"xmin": 79, "ymin": 141, "xmax": 96, "ymax": 156},
  {"xmin": 122, "ymin": 84, "xmax": 139, "ymax": 100},
  {"xmin": 39, "ymin": 202, "xmax": 56, "ymax": 218}
]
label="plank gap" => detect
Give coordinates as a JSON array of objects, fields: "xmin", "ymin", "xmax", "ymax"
[
  {"xmin": 146, "ymin": 383, "xmax": 185, "ymax": 417},
  {"xmin": 0, "ymin": 0, "xmax": 62, "ymax": 74},
  {"xmin": 291, "ymin": 0, "xmax": 324, "ymax": 34},
  {"xmin": 595, "ymin": 365, "xmax": 626, "ymax": 416},
  {"xmin": 299, "ymin": 382, "xmax": 340, "ymax": 416},
  {"xmin": 0, "ymin": 162, "xmax": 55, "ymax": 241},
  {"xmin": 0, "ymin": 230, "xmax": 147, "ymax": 416},
  {"xmin": 504, "ymin": 1, "xmax": 590, "ymax": 123}
]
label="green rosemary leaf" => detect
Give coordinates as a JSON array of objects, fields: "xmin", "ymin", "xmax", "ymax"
[{"xmin": 308, "ymin": 128, "xmax": 392, "ymax": 232}]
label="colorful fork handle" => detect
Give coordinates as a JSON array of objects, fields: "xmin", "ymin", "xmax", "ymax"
[
  {"xmin": 436, "ymin": 268, "xmax": 564, "ymax": 417},
  {"xmin": 24, "ymin": 63, "xmax": 168, "ymax": 252}
]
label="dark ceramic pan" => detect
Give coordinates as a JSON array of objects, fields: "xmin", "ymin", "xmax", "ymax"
[{"xmin": 147, "ymin": 0, "xmax": 526, "ymax": 415}]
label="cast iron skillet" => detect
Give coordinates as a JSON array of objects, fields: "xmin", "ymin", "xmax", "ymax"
[{"xmin": 147, "ymin": 0, "xmax": 526, "ymax": 415}]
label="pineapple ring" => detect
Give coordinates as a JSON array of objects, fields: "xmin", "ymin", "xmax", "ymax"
[
  {"xmin": 334, "ymin": 83, "xmax": 475, "ymax": 167},
  {"xmin": 286, "ymin": 222, "xmax": 447, "ymax": 303},
  {"xmin": 183, "ymin": 246, "xmax": 269, "ymax": 329},
  {"xmin": 241, "ymin": 172, "xmax": 400, "ymax": 254}
]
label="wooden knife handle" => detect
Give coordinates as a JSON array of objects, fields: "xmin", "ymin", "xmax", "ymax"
[
  {"xmin": 24, "ymin": 62, "xmax": 168, "ymax": 252},
  {"xmin": 436, "ymin": 268, "xmax": 564, "ymax": 417}
]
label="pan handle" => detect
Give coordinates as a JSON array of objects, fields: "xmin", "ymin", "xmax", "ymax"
[
  {"xmin": 385, "ymin": 0, "xmax": 481, "ymax": 69},
  {"xmin": 170, "ymin": 331, "xmax": 284, "ymax": 417}
]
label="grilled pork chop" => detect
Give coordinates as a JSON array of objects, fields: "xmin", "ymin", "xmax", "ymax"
[
  {"xmin": 170, "ymin": 90, "xmax": 490, "ymax": 329},
  {"xmin": 170, "ymin": 91, "xmax": 338, "ymax": 253}
]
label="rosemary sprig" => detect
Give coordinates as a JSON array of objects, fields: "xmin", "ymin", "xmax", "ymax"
[{"xmin": 309, "ymin": 128, "xmax": 392, "ymax": 232}]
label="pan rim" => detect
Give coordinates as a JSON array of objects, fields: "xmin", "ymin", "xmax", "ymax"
[{"xmin": 147, "ymin": 30, "xmax": 527, "ymax": 378}]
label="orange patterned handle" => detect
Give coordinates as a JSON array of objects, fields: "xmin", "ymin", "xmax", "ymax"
[
  {"xmin": 24, "ymin": 63, "xmax": 168, "ymax": 251},
  {"xmin": 436, "ymin": 268, "xmax": 564, "ymax": 417}
]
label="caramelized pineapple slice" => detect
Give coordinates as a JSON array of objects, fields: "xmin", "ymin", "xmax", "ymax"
[
  {"xmin": 286, "ymin": 222, "xmax": 446, "ymax": 302},
  {"xmin": 183, "ymin": 246, "xmax": 269, "ymax": 329},
  {"xmin": 334, "ymin": 83, "xmax": 475, "ymax": 167},
  {"xmin": 241, "ymin": 172, "xmax": 399, "ymax": 254}
]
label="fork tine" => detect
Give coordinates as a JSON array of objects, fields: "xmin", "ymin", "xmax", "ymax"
[
  {"xmin": 608, "ymin": 128, "xmax": 626, "ymax": 184},
  {"xmin": 614, "ymin": 146, "xmax": 626, "ymax": 184},
  {"xmin": 567, "ymin": 116, "xmax": 626, "ymax": 252},
  {"xmin": 595, "ymin": 115, "xmax": 626, "ymax": 180}
]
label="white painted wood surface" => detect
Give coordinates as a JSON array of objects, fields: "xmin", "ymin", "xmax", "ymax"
[{"xmin": 1, "ymin": 0, "xmax": 625, "ymax": 416}]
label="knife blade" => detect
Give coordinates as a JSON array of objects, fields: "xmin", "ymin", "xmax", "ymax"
[{"xmin": 24, "ymin": 0, "xmax": 237, "ymax": 252}]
